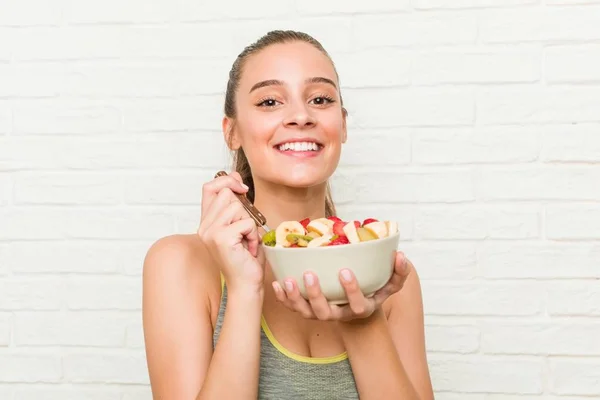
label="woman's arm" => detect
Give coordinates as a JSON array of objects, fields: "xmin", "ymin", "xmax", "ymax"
[
  {"xmin": 337, "ymin": 263, "xmax": 434, "ymax": 400},
  {"xmin": 143, "ymin": 235, "xmax": 263, "ymax": 400}
]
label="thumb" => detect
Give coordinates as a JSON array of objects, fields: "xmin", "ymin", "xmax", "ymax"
[{"xmin": 395, "ymin": 251, "xmax": 410, "ymax": 277}]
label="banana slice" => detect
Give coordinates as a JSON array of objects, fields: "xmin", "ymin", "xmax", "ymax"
[
  {"xmin": 314, "ymin": 218, "xmax": 335, "ymax": 228},
  {"xmin": 307, "ymin": 219, "xmax": 333, "ymax": 236},
  {"xmin": 364, "ymin": 221, "xmax": 388, "ymax": 239},
  {"xmin": 342, "ymin": 221, "xmax": 361, "ymax": 244},
  {"xmin": 307, "ymin": 234, "xmax": 333, "ymax": 248},
  {"xmin": 386, "ymin": 221, "xmax": 398, "ymax": 235},
  {"xmin": 275, "ymin": 221, "xmax": 306, "ymax": 247}
]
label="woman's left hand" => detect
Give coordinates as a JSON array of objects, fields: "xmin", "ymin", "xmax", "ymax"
[{"xmin": 271, "ymin": 251, "xmax": 412, "ymax": 322}]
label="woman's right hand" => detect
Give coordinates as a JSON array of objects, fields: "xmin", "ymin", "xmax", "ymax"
[{"xmin": 197, "ymin": 172, "xmax": 265, "ymax": 295}]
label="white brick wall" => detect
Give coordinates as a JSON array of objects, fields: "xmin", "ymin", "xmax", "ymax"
[{"xmin": 1, "ymin": 0, "xmax": 599, "ymax": 398}]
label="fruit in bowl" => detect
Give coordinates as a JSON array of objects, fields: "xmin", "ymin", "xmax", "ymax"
[{"xmin": 262, "ymin": 216, "xmax": 400, "ymax": 304}]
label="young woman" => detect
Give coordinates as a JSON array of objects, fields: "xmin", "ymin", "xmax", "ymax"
[{"xmin": 143, "ymin": 30, "xmax": 434, "ymax": 399}]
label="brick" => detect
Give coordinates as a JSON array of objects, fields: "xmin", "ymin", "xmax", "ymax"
[
  {"xmin": 0, "ymin": 278, "xmax": 62, "ymax": 310},
  {"xmin": 346, "ymin": 88, "xmax": 474, "ymax": 127},
  {"xmin": 429, "ymin": 355, "xmax": 543, "ymax": 393},
  {"xmin": 0, "ymin": 101, "xmax": 10, "ymax": 134},
  {"xmin": 64, "ymin": 0, "xmax": 174, "ymax": 24},
  {"xmin": 354, "ymin": 12, "xmax": 478, "ymax": 48},
  {"xmin": 0, "ymin": 65, "xmax": 65, "ymax": 98},
  {"xmin": 180, "ymin": 0, "xmax": 295, "ymax": 21},
  {"xmin": 290, "ymin": 17, "xmax": 355, "ymax": 54},
  {"xmin": 13, "ymin": 104, "xmax": 120, "ymax": 134},
  {"xmin": 425, "ymin": 325, "xmax": 479, "ymax": 353},
  {"xmin": 0, "ymin": 135, "xmax": 229, "ymax": 171},
  {"xmin": 415, "ymin": 205, "xmax": 539, "ymax": 239},
  {"xmin": 64, "ymin": 209, "xmax": 174, "ymax": 240},
  {"xmin": 547, "ymin": 0, "xmax": 600, "ymax": 3},
  {"xmin": 12, "ymin": 27, "xmax": 122, "ymax": 61},
  {"xmin": 0, "ymin": 29, "xmax": 11, "ymax": 62},
  {"xmin": 476, "ymin": 167, "xmax": 600, "ymax": 201},
  {"xmin": 63, "ymin": 352, "xmax": 149, "ymax": 384},
  {"xmin": 121, "ymin": 97, "xmax": 224, "ymax": 132},
  {"xmin": 126, "ymin": 317, "xmax": 144, "ymax": 348},
  {"xmin": 297, "ymin": 0, "xmax": 410, "ymax": 14},
  {"xmin": 422, "ymin": 282, "xmax": 544, "ymax": 316},
  {"xmin": 0, "ymin": 0, "xmax": 61, "ymax": 26},
  {"xmin": 0, "ymin": 244, "xmax": 6, "ymax": 275},
  {"xmin": 480, "ymin": 242, "xmax": 600, "ymax": 278},
  {"xmin": 329, "ymin": 172, "xmax": 359, "ymax": 205},
  {"xmin": 548, "ymin": 282, "xmax": 600, "ymax": 316},
  {"xmin": 14, "ymin": 173, "xmax": 122, "ymax": 205},
  {"xmin": 480, "ymin": 6, "xmax": 600, "ymax": 43},
  {"xmin": 413, "ymin": 48, "xmax": 540, "ymax": 84},
  {"xmin": 415, "ymin": 0, "xmax": 536, "ymax": 8},
  {"xmin": 7, "ymin": 242, "xmax": 134, "ymax": 274},
  {"xmin": 546, "ymin": 44, "xmax": 600, "ymax": 83},
  {"xmin": 14, "ymin": 312, "xmax": 129, "ymax": 347},
  {"xmin": 335, "ymin": 49, "xmax": 410, "ymax": 88},
  {"xmin": 333, "ymin": 204, "xmax": 415, "ymax": 240},
  {"xmin": 540, "ymin": 123, "xmax": 600, "ymax": 162},
  {"xmin": 354, "ymin": 170, "xmax": 474, "ymax": 203},
  {"xmin": 0, "ymin": 388, "xmax": 12, "ymax": 400},
  {"xmin": 482, "ymin": 322, "xmax": 600, "ymax": 356},
  {"xmin": 123, "ymin": 172, "xmax": 209, "ymax": 205},
  {"xmin": 477, "ymin": 86, "xmax": 600, "ymax": 125},
  {"xmin": 413, "ymin": 127, "xmax": 539, "ymax": 164},
  {"xmin": 14, "ymin": 387, "xmax": 121, "ymax": 400},
  {"xmin": 402, "ymin": 243, "xmax": 477, "ymax": 279},
  {"xmin": 0, "ymin": 354, "xmax": 61, "ymax": 382},
  {"xmin": 172, "ymin": 207, "xmax": 202, "ymax": 234},
  {"xmin": 0, "ymin": 313, "xmax": 10, "ymax": 346},
  {"xmin": 340, "ymin": 129, "xmax": 412, "ymax": 167},
  {"xmin": 66, "ymin": 278, "xmax": 141, "ymax": 310},
  {"xmin": 0, "ymin": 174, "xmax": 11, "ymax": 206},
  {"xmin": 546, "ymin": 205, "xmax": 600, "ymax": 239},
  {"xmin": 550, "ymin": 358, "xmax": 600, "ymax": 396},
  {"xmin": 0, "ymin": 209, "xmax": 173, "ymax": 240},
  {"xmin": 121, "ymin": 387, "xmax": 153, "ymax": 400},
  {"xmin": 64, "ymin": 62, "xmax": 230, "ymax": 98}
]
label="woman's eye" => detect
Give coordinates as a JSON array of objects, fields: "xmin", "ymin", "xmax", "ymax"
[
  {"xmin": 257, "ymin": 99, "xmax": 280, "ymax": 107},
  {"xmin": 310, "ymin": 96, "xmax": 334, "ymax": 105}
]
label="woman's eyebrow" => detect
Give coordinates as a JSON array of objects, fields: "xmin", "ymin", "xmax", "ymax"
[{"xmin": 249, "ymin": 77, "xmax": 337, "ymax": 93}]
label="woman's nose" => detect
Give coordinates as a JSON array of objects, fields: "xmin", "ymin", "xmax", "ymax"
[{"xmin": 283, "ymin": 103, "xmax": 317, "ymax": 128}]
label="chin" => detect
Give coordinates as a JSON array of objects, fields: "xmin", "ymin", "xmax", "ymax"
[{"xmin": 270, "ymin": 166, "xmax": 333, "ymax": 189}]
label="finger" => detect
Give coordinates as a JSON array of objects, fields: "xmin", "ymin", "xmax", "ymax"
[
  {"xmin": 303, "ymin": 272, "xmax": 332, "ymax": 321},
  {"xmin": 338, "ymin": 268, "xmax": 371, "ymax": 317},
  {"xmin": 201, "ymin": 175, "xmax": 248, "ymax": 217},
  {"xmin": 210, "ymin": 200, "xmax": 250, "ymax": 228},
  {"xmin": 282, "ymin": 279, "xmax": 314, "ymax": 319},
  {"xmin": 200, "ymin": 188, "xmax": 238, "ymax": 229},
  {"xmin": 372, "ymin": 253, "xmax": 411, "ymax": 304},
  {"xmin": 272, "ymin": 281, "xmax": 288, "ymax": 303},
  {"xmin": 215, "ymin": 218, "xmax": 259, "ymax": 256}
]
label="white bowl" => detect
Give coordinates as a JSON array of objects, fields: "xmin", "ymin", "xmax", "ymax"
[{"xmin": 263, "ymin": 231, "xmax": 400, "ymax": 304}]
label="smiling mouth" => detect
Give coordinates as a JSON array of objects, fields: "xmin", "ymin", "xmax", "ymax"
[{"xmin": 275, "ymin": 141, "xmax": 323, "ymax": 152}]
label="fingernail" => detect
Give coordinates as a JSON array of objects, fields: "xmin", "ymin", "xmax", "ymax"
[
  {"xmin": 272, "ymin": 282, "xmax": 280, "ymax": 293},
  {"xmin": 304, "ymin": 273, "xmax": 314, "ymax": 286},
  {"xmin": 341, "ymin": 269, "xmax": 352, "ymax": 282},
  {"xmin": 241, "ymin": 183, "xmax": 249, "ymax": 190},
  {"xmin": 284, "ymin": 280, "xmax": 293, "ymax": 292}
]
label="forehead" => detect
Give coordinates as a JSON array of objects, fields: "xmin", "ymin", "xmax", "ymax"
[{"xmin": 239, "ymin": 41, "xmax": 338, "ymax": 91}]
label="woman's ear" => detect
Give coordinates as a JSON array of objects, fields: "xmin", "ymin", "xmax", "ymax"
[{"xmin": 222, "ymin": 116, "xmax": 241, "ymax": 150}]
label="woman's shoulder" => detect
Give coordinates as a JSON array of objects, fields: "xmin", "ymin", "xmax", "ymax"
[{"xmin": 143, "ymin": 234, "xmax": 222, "ymax": 310}]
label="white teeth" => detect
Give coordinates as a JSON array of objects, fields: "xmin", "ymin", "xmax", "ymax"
[{"xmin": 278, "ymin": 142, "xmax": 320, "ymax": 152}]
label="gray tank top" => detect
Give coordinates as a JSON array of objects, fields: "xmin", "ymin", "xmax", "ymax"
[{"xmin": 212, "ymin": 278, "xmax": 359, "ymax": 399}]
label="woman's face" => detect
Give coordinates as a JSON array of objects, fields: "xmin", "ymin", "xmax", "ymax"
[{"xmin": 226, "ymin": 41, "xmax": 347, "ymax": 189}]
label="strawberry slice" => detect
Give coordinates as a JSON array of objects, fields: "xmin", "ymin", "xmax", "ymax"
[
  {"xmin": 327, "ymin": 216, "xmax": 342, "ymax": 223},
  {"xmin": 362, "ymin": 218, "xmax": 378, "ymax": 226},
  {"xmin": 353, "ymin": 220, "xmax": 360, "ymax": 229},
  {"xmin": 299, "ymin": 218, "xmax": 311, "ymax": 231},
  {"xmin": 333, "ymin": 220, "xmax": 346, "ymax": 237},
  {"xmin": 328, "ymin": 235, "xmax": 350, "ymax": 246}
]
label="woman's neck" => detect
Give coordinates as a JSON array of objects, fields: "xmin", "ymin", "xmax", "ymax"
[{"xmin": 252, "ymin": 178, "xmax": 328, "ymax": 230}]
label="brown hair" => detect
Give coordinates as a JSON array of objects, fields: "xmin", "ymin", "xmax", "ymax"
[{"xmin": 224, "ymin": 30, "xmax": 346, "ymax": 218}]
